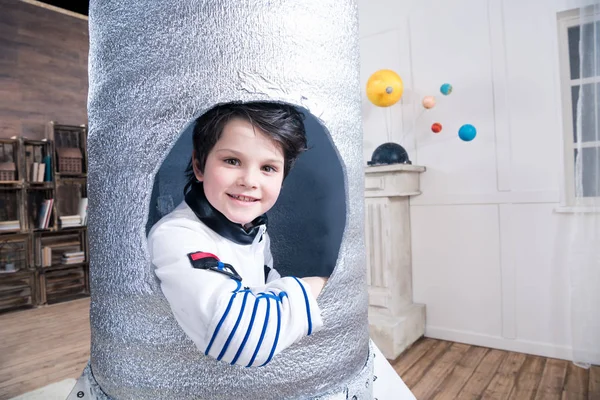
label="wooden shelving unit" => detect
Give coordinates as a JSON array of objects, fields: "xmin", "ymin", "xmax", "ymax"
[
  {"xmin": 0, "ymin": 123, "xmax": 89, "ymax": 313},
  {"xmin": 0, "ymin": 269, "xmax": 36, "ymax": 311},
  {"xmin": 0, "ymin": 233, "xmax": 35, "ymax": 311}
]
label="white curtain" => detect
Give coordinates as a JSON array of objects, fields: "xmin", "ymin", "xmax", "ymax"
[{"xmin": 560, "ymin": 3, "xmax": 600, "ymax": 367}]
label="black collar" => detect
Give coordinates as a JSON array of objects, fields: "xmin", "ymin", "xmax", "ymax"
[{"xmin": 184, "ymin": 181, "xmax": 267, "ymax": 245}]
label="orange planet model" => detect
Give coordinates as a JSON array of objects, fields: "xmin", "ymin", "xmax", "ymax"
[{"xmin": 366, "ymin": 69, "xmax": 404, "ymax": 107}]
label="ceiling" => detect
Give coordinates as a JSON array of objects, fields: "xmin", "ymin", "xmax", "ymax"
[{"xmin": 37, "ymin": 0, "xmax": 89, "ymax": 16}]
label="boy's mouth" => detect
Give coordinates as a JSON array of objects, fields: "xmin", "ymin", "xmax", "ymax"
[{"xmin": 227, "ymin": 193, "xmax": 259, "ymax": 202}]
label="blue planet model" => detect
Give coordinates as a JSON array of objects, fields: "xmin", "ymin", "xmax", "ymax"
[
  {"xmin": 440, "ymin": 83, "xmax": 453, "ymax": 96},
  {"xmin": 458, "ymin": 124, "xmax": 477, "ymax": 141}
]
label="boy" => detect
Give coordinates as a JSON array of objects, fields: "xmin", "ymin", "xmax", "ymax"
[{"xmin": 148, "ymin": 102, "xmax": 328, "ymax": 367}]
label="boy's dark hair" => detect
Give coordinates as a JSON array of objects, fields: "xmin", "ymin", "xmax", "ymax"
[{"xmin": 185, "ymin": 101, "xmax": 308, "ymax": 191}]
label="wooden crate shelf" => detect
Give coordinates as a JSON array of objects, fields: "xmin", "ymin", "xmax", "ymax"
[
  {"xmin": 34, "ymin": 230, "xmax": 87, "ymax": 269},
  {"xmin": 0, "ymin": 138, "xmax": 21, "ymax": 183},
  {"xmin": 0, "ymin": 123, "xmax": 89, "ymax": 313},
  {"xmin": 47, "ymin": 123, "xmax": 87, "ymax": 177},
  {"xmin": 0, "ymin": 234, "xmax": 34, "ymax": 312},
  {"xmin": 0, "ymin": 269, "xmax": 35, "ymax": 312},
  {"xmin": 26, "ymin": 188, "xmax": 55, "ymax": 232},
  {"xmin": 23, "ymin": 139, "xmax": 53, "ymax": 184},
  {"xmin": 39, "ymin": 265, "xmax": 88, "ymax": 305},
  {"xmin": 0, "ymin": 189, "xmax": 25, "ymax": 235},
  {"xmin": 55, "ymin": 178, "xmax": 87, "ymax": 228},
  {"xmin": 0, "ymin": 234, "xmax": 30, "ymax": 273}
]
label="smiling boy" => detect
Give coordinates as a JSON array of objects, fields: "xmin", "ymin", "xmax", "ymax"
[
  {"xmin": 194, "ymin": 117, "xmax": 284, "ymax": 228},
  {"xmin": 147, "ymin": 102, "xmax": 327, "ymax": 367}
]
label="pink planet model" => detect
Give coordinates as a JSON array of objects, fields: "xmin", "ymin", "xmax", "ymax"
[{"xmin": 422, "ymin": 96, "xmax": 436, "ymax": 109}]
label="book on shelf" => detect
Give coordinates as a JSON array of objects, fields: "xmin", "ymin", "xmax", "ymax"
[
  {"xmin": 31, "ymin": 162, "xmax": 46, "ymax": 182},
  {"xmin": 31, "ymin": 162, "xmax": 37, "ymax": 181},
  {"xmin": 59, "ymin": 214, "xmax": 82, "ymax": 228},
  {"xmin": 26, "ymin": 145, "xmax": 50, "ymax": 183},
  {"xmin": 43, "ymin": 154, "xmax": 52, "ymax": 181},
  {"xmin": 78, "ymin": 198, "xmax": 88, "ymax": 226},
  {"xmin": 63, "ymin": 251, "xmax": 84, "ymax": 257},
  {"xmin": 37, "ymin": 199, "xmax": 54, "ymax": 229},
  {"xmin": 42, "ymin": 246, "xmax": 52, "ymax": 267},
  {"xmin": 37, "ymin": 238, "xmax": 81, "ymax": 267},
  {"xmin": 37, "ymin": 162, "xmax": 45, "ymax": 182},
  {"xmin": 0, "ymin": 220, "xmax": 20, "ymax": 232},
  {"xmin": 62, "ymin": 250, "xmax": 85, "ymax": 265}
]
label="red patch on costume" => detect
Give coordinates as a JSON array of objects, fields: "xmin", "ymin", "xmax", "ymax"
[{"xmin": 189, "ymin": 252, "xmax": 219, "ymax": 261}]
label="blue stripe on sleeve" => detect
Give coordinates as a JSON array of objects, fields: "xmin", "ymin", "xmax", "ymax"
[
  {"xmin": 260, "ymin": 291, "xmax": 282, "ymax": 366},
  {"xmin": 230, "ymin": 295, "xmax": 261, "ymax": 365},
  {"xmin": 268, "ymin": 290, "xmax": 281, "ymax": 300},
  {"xmin": 205, "ymin": 290, "xmax": 239, "ymax": 356},
  {"xmin": 246, "ymin": 294, "xmax": 271, "ymax": 367},
  {"xmin": 277, "ymin": 291, "xmax": 288, "ymax": 301},
  {"xmin": 217, "ymin": 290, "xmax": 250, "ymax": 361},
  {"xmin": 292, "ymin": 277, "xmax": 313, "ymax": 335}
]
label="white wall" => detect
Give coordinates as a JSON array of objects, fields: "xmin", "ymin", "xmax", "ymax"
[{"xmin": 359, "ymin": 0, "xmax": 597, "ymax": 361}]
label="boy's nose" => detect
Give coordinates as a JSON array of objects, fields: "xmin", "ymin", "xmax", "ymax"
[{"xmin": 238, "ymin": 168, "xmax": 259, "ymax": 188}]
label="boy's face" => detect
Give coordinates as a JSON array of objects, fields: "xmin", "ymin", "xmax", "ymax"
[{"xmin": 193, "ymin": 118, "xmax": 285, "ymax": 226}]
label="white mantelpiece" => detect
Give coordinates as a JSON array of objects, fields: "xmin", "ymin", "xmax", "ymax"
[{"xmin": 365, "ymin": 163, "xmax": 426, "ymax": 360}]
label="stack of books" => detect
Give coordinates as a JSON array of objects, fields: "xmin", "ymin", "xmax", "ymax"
[
  {"xmin": 59, "ymin": 215, "xmax": 82, "ymax": 228},
  {"xmin": 0, "ymin": 220, "xmax": 20, "ymax": 233},
  {"xmin": 61, "ymin": 251, "xmax": 85, "ymax": 265}
]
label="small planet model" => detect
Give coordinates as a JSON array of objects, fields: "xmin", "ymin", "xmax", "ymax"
[
  {"xmin": 367, "ymin": 142, "xmax": 411, "ymax": 165},
  {"xmin": 366, "ymin": 69, "xmax": 404, "ymax": 107},
  {"xmin": 440, "ymin": 83, "xmax": 453, "ymax": 96},
  {"xmin": 458, "ymin": 124, "xmax": 477, "ymax": 141},
  {"xmin": 431, "ymin": 122, "xmax": 442, "ymax": 133},
  {"xmin": 422, "ymin": 96, "xmax": 436, "ymax": 109}
]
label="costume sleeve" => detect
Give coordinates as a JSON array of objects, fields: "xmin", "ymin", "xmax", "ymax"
[
  {"xmin": 148, "ymin": 220, "xmax": 323, "ymax": 367},
  {"xmin": 263, "ymin": 233, "xmax": 281, "ymax": 283}
]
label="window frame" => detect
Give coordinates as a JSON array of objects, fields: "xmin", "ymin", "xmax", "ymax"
[{"xmin": 557, "ymin": 8, "xmax": 600, "ymax": 207}]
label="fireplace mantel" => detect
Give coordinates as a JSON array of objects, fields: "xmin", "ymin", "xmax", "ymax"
[{"xmin": 365, "ymin": 163, "xmax": 426, "ymax": 360}]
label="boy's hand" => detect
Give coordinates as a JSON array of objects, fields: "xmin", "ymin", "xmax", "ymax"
[{"xmin": 301, "ymin": 276, "xmax": 328, "ymax": 299}]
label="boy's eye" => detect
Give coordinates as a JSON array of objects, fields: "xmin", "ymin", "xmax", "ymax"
[
  {"xmin": 224, "ymin": 159, "xmax": 240, "ymax": 166},
  {"xmin": 262, "ymin": 165, "xmax": 277, "ymax": 173}
]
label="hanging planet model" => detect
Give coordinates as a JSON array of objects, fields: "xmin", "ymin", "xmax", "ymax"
[
  {"xmin": 422, "ymin": 96, "xmax": 436, "ymax": 109},
  {"xmin": 440, "ymin": 83, "xmax": 453, "ymax": 96},
  {"xmin": 366, "ymin": 69, "xmax": 404, "ymax": 107},
  {"xmin": 458, "ymin": 124, "xmax": 477, "ymax": 141},
  {"xmin": 431, "ymin": 122, "xmax": 442, "ymax": 133}
]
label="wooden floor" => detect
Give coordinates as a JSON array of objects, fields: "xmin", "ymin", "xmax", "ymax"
[
  {"xmin": 0, "ymin": 299, "xmax": 90, "ymax": 400},
  {"xmin": 0, "ymin": 299, "xmax": 598, "ymax": 400},
  {"xmin": 392, "ymin": 337, "xmax": 599, "ymax": 400}
]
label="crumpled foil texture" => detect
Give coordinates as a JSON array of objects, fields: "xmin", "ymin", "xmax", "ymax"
[{"xmin": 86, "ymin": 0, "xmax": 369, "ymax": 398}]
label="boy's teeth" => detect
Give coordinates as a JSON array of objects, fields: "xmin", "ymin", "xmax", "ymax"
[{"xmin": 231, "ymin": 194, "xmax": 254, "ymax": 202}]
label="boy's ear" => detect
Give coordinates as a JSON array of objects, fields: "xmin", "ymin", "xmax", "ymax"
[{"xmin": 191, "ymin": 151, "xmax": 204, "ymax": 182}]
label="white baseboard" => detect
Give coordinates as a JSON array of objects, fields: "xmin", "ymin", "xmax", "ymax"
[{"xmin": 425, "ymin": 326, "xmax": 580, "ymax": 362}]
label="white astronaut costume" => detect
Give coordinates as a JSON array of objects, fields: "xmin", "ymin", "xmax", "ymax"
[
  {"xmin": 145, "ymin": 182, "xmax": 416, "ymax": 400},
  {"xmin": 147, "ymin": 182, "xmax": 323, "ymax": 367}
]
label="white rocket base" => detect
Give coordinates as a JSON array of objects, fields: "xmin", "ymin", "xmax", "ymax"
[
  {"xmin": 67, "ymin": 340, "xmax": 415, "ymax": 400},
  {"xmin": 372, "ymin": 340, "xmax": 416, "ymax": 400}
]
